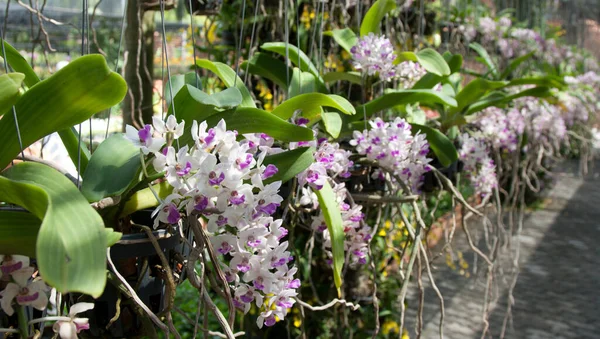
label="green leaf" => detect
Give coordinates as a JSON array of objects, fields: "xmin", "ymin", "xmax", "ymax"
[
  {"xmin": 204, "ymin": 107, "xmax": 314, "ymax": 142},
  {"xmin": 500, "ymin": 51, "xmax": 534, "ymax": 79},
  {"xmin": 360, "ymin": 0, "xmax": 397, "ymax": 37},
  {"xmin": 314, "ymin": 181, "xmax": 345, "ymax": 292},
  {"xmin": 0, "ymin": 210, "xmax": 40, "ymax": 257},
  {"xmin": 57, "ymin": 127, "xmax": 92, "ymax": 175},
  {"xmin": 240, "ymin": 52, "xmax": 289, "ymax": 90},
  {"xmin": 289, "ymin": 68, "xmax": 319, "ymax": 97},
  {"xmin": 262, "ymin": 147, "xmax": 315, "ymax": 184},
  {"xmin": 469, "ymin": 42, "xmax": 498, "ymax": 78},
  {"xmin": 105, "ymin": 229, "xmax": 122, "ymax": 247},
  {"xmin": 261, "ymin": 42, "xmax": 320, "ymax": 79},
  {"xmin": 271, "ymin": 93, "xmax": 355, "ymax": 121},
  {"xmin": 322, "ymin": 111, "xmax": 343, "ymax": 138},
  {"xmin": 0, "ymin": 162, "xmax": 107, "ymax": 297},
  {"xmin": 452, "ymin": 78, "xmax": 508, "ymax": 113},
  {"xmin": 355, "ymin": 89, "xmax": 457, "ymax": 119},
  {"xmin": 0, "ymin": 55, "xmax": 127, "ymax": 171},
  {"xmin": 412, "ymin": 73, "xmax": 443, "ymax": 89},
  {"xmin": 397, "ymin": 49, "xmax": 451, "ymax": 76},
  {"xmin": 1, "ymin": 39, "xmax": 40, "ymax": 87},
  {"xmin": 444, "ymin": 52, "xmax": 463, "ymax": 74},
  {"xmin": 165, "ymin": 72, "xmax": 202, "ymax": 107},
  {"xmin": 322, "ymin": 71, "xmax": 362, "ymax": 85},
  {"xmin": 120, "ymin": 181, "xmax": 172, "ymax": 217},
  {"xmin": 324, "ymin": 28, "xmax": 358, "ymax": 53},
  {"xmin": 81, "ymin": 134, "xmax": 141, "ymax": 202},
  {"xmin": 410, "ymin": 123, "xmax": 458, "ymax": 167},
  {"xmin": 195, "ymin": 59, "xmax": 256, "ymax": 108},
  {"xmin": 504, "ymin": 76, "xmax": 565, "ymax": 89},
  {"xmin": 0, "ymin": 73, "xmax": 24, "ymax": 115},
  {"xmin": 466, "ymin": 87, "xmax": 552, "ymax": 115}
]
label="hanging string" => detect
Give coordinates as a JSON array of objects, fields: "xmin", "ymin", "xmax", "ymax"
[
  {"xmin": 309, "ymin": 0, "xmax": 322, "ymax": 60},
  {"xmin": 317, "ymin": 0, "xmax": 326, "ymax": 76},
  {"xmin": 285, "ymin": 0, "xmax": 290, "ymax": 97},
  {"xmin": 418, "ymin": 0, "xmax": 424, "ymax": 46},
  {"xmin": 188, "ymin": 0, "xmax": 200, "ymax": 88},
  {"xmin": 76, "ymin": 0, "xmax": 88, "ymax": 189},
  {"xmin": 0, "ymin": 25, "xmax": 25, "ymax": 167},
  {"xmin": 160, "ymin": 0, "xmax": 179, "ymax": 152},
  {"xmin": 233, "ymin": 0, "xmax": 248, "ymax": 86},
  {"xmin": 105, "ymin": 1, "xmax": 127, "ymax": 140},
  {"xmin": 296, "ymin": 0, "xmax": 302, "ymax": 94},
  {"xmin": 243, "ymin": 0, "xmax": 262, "ymax": 86}
]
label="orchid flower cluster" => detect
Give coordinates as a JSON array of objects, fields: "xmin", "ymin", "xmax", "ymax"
[
  {"xmin": 351, "ymin": 33, "xmax": 398, "ymax": 81},
  {"xmin": 350, "ymin": 117, "xmax": 432, "ymax": 193},
  {"xmin": 291, "ymin": 118, "xmax": 372, "ymax": 266},
  {"xmin": 459, "ymin": 134, "xmax": 498, "ymax": 198},
  {"xmin": 0, "ymin": 255, "xmax": 92, "ymax": 338},
  {"xmin": 474, "ymin": 106, "xmax": 525, "ymax": 152},
  {"xmin": 397, "ymin": 61, "xmax": 427, "ymax": 89},
  {"xmin": 125, "ymin": 116, "xmax": 298, "ymax": 328},
  {"xmin": 516, "ymin": 97, "xmax": 567, "ymax": 148}
]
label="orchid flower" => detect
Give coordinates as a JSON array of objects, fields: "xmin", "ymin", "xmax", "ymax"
[
  {"xmin": 52, "ymin": 302, "xmax": 94, "ymax": 339},
  {"xmin": 0, "ymin": 267, "xmax": 48, "ymax": 316}
]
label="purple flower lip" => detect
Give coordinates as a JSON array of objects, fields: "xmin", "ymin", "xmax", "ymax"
[
  {"xmin": 246, "ymin": 236, "xmax": 262, "ymax": 248},
  {"xmin": 264, "ymin": 315, "xmax": 277, "ymax": 327},
  {"xmin": 216, "ymin": 215, "xmax": 228, "ymax": 227},
  {"xmin": 237, "ymin": 154, "xmax": 254, "ymax": 170},
  {"xmin": 277, "ymin": 228, "xmax": 288, "ymax": 240},
  {"xmin": 138, "ymin": 125, "xmax": 152, "ymax": 143},
  {"xmin": 286, "ymin": 278, "xmax": 301, "ymax": 289},
  {"xmin": 258, "ymin": 203, "xmax": 279, "ymax": 216},
  {"xmin": 240, "ymin": 292, "xmax": 254, "ymax": 303},
  {"xmin": 260, "ymin": 133, "xmax": 270, "ymax": 140},
  {"xmin": 277, "ymin": 300, "xmax": 294, "ymax": 308},
  {"xmin": 208, "ymin": 171, "xmax": 225, "ymax": 186},
  {"xmin": 167, "ymin": 204, "xmax": 180, "ymax": 224},
  {"xmin": 205, "ymin": 129, "xmax": 216, "ymax": 145},
  {"xmin": 296, "ymin": 117, "xmax": 310, "ymax": 125},
  {"xmin": 218, "ymin": 242, "xmax": 232, "ymax": 255},
  {"xmin": 176, "ymin": 161, "xmax": 192, "ymax": 176},
  {"xmin": 229, "ymin": 191, "xmax": 246, "ymax": 205},
  {"xmin": 225, "ymin": 272, "xmax": 236, "ymax": 282},
  {"xmin": 194, "ymin": 195, "xmax": 209, "ymax": 211},
  {"xmin": 16, "ymin": 291, "xmax": 39, "ymax": 303},
  {"xmin": 75, "ymin": 323, "xmax": 90, "ymax": 331},
  {"xmin": 262, "ymin": 164, "xmax": 278, "ymax": 179},
  {"xmin": 253, "ymin": 278, "xmax": 265, "ymax": 291},
  {"xmin": 1, "ymin": 261, "xmax": 23, "ymax": 275},
  {"xmin": 237, "ymin": 262, "xmax": 251, "ymax": 273}
]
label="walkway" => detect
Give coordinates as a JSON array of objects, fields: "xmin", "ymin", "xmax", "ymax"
[{"xmin": 404, "ymin": 160, "xmax": 600, "ymax": 338}]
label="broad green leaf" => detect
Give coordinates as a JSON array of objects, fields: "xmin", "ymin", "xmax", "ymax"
[
  {"xmin": 173, "ymin": 86, "xmax": 243, "ymax": 147},
  {"xmin": 322, "ymin": 111, "xmax": 343, "ymax": 138},
  {"xmin": 195, "ymin": 59, "xmax": 256, "ymax": 108},
  {"xmin": 314, "ymin": 181, "xmax": 345, "ymax": 292},
  {"xmin": 0, "ymin": 162, "xmax": 107, "ymax": 297},
  {"xmin": 412, "ymin": 73, "xmax": 443, "ymax": 89},
  {"xmin": 0, "ymin": 73, "xmax": 24, "ymax": 115},
  {"xmin": 272, "ymin": 93, "xmax": 355, "ymax": 121},
  {"xmin": 322, "ymin": 71, "xmax": 362, "ymax": 85},
  {"xmin": 500, "ymin": 51, "xmax": 534, "ymax": 79},
  {"xmin": 120, "ymin": 181, "xmax": 172, "ymax": 217},
  {"xmin": 443, "ymin": 52, "xmax": 463, "ymax": 74},
  {"xmin": 1, "ymin": 39, "xmax": 40, "ymax": 87},
  {"xmin": 289, "ymin": 68, "xmax": 320, "ymax": 97},
  {"xmin": 360, "ymin": 0, "xmax": 397, "ymax": 37},
  {"xmin": 82, "ymin": 134, "xmax": 141, "ymax": 202},
  {"xmin": 396, "ymin": 49, "xmax": 451, "ymax": 76},
  {"xmin": 355, "ymin": 89, "xmax": 457, "ymax": 119},
  {"xmin": 165, "ymin": 72, "xmax": 202, "ymax": 107},
  {"xmin": 469, "ymin": 42, "xmax": 498, "ymax": 78},
  {"xmin": 0, "ymin": 210, "xmax": 40, "ymax": 257},
  {"xmin": 262, "ymin": 147, "xmax": 315, "ymax": 184},
  {"xmin": 452, "ymin": 78, "xmax": 508, "ymax": 113},
  {"xmin": 504, "ymin": 77, "xmax": 565, "ymax": 89},
  {"xmin": 240, "ymin": 52, "xmax": 289, "ymax": 90},
  {"xmin": 0, "ymin": 55, "xmax": 127, "ymax": 170},
  {"xmin": 57, "ymin": 127, "xmax": 92, "ymax": 175},
  {"xmin": 405, "ymin": 106, "xmax": 426, "ymax": 125},
  {"xmin": 205, "ymin": 107, "xmax": 314, "ymax": 142},
  {"xmin": 261, "ymin": 42, "xmax": 320, "ymax": 79},
  {"xmin": 410, "ymin": 123, "xmax": 458, "ymax": 167},
  {"xmin": 105, "ymin": 229, "xmax": 123, "ymax": 247},
  {"xmin": 324, "ymin": 28, "xmax": 358, "ymax": 53},
  {"xmin": 466, "ymin": 87, "xmax": 552, "ymax": 115}
]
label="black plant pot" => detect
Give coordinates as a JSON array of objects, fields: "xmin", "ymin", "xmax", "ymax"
[{"xmin": 84, "ymin": 210, "xmax": 187, "ymax": 337}]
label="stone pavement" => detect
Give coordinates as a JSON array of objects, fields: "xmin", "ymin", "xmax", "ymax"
[{"xmin": 404, "ymin": 160, "xmax": 600, "ymax": 339}]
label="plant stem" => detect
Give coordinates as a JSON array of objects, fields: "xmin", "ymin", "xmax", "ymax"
[{"xmin": 17, "ymin": 305, "xmax": 28, "ymax": 338}]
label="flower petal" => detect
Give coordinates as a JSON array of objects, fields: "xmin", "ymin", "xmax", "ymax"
[{"xmin": 68, "ymin": 302, "xmax": 94, "ymax": 317}]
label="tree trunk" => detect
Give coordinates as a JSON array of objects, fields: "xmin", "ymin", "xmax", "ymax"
[{"xmin": 122, "ymin": 0, "xmax": 155, "ymax": 131}]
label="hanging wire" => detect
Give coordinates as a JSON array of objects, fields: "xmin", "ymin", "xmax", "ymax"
[
  {"xmin": 188, "ymin": 0, "xmax": 200, "ymax": 88},
  {"xmin": 105, "ymin": 1, "xmax": 127, "ymax": 140},
  {"xmin": 285, "ymin": 0, "xmax": 290, "ymax": 97},
  {"xmin": 234, "ymin": 0, "xmax": 248, "ymax": 85},
  {"xmin": 308, "ymin": 0, "xmax": 322, "ymax": 60},
  {"xmin": 76, "ymin": 0, "xmax": 89, "ymax": 189},
  {"xmin": 0, "ymin": 25, "xmax": 25, "ymax": 167},
  {"xmin": 243, "ymin": 0, "xmax": 262, "ymax": 86},
  {"xmin": 296, "ymin": 0, "xmax": 301, "ymax": 94},
  {"xmin": 160, "ymin": 0, "xmax": 176, "ymax": 119},
  {"xmin": 317, "ymin": 0, "xmax": 326, "ymax": 76}
]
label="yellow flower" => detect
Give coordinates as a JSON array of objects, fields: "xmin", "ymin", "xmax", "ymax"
[
  {"xmin": 207, "ymin": 23, "xmax": 218, "ymax": 44},
  {"xmin": 402, "ymin": 328, "xmax": 410, "ymax": 339},
  {"xmin": 293, "ymin": 316, "xmax": 302, "ymax": 327},
  {"xmin": 382, "ymin": 319, "xmax": 400, "ymax": 335}
]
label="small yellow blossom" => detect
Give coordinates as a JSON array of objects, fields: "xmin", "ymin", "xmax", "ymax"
[{"xmin": 382, "ymin": 319, "xmax": 400, "ymax": 335}]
